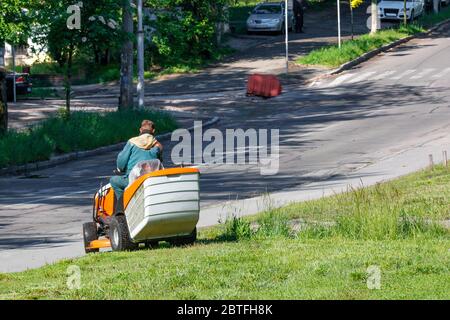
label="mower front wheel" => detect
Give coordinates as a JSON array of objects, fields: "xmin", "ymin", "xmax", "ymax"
[
  {"xmin": 83, "ymin": 222, "xmax": 99, "ymax": 254},
  {"xmin": 109, "ymin": 215, "xmax": 138, "ymax": 251}
]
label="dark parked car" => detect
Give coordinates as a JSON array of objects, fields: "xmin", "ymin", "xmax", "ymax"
[{"xmin": 6, "ymin": 72, "xmax": 32, "ymax": 101}]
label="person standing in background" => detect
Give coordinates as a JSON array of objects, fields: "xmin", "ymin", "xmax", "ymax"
[{"xmin": 293, "ymin": 0, "xmax": 308, "ymax": 33}]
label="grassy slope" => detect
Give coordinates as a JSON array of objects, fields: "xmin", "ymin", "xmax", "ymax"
[
  {"xmin": 0, "ymin": 166, "xmax": 449, "ymax": 300},
  {"xmin": 297, "ymin": 6, "xmax": 450, "ymax": 68},
  {"xmin": 1, "ymin": 239, "xmax": 447, "ymax": 300}
]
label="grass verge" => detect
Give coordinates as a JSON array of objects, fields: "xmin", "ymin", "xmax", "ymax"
[
  {"xmin": 1, "ymin": 166, "xmax": 448, "ymax": 299},
  {"xmin": 0, "ymin": 110, "xmax": 177, "ymax": 169},
  {"xmin": 297, "ymin": 7, "xmax": 450, "ymax": 68}
]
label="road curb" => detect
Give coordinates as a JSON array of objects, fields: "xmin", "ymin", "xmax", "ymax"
[
  {"xmin": 307, "ymin": 18, "xmax": 450, "ymax": 83},
  {"xmin": 0, "ymin": 116, "xmax": 220, "ymax": 176}
]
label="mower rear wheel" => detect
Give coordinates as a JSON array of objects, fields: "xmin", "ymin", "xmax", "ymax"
[
  {"xmin": 83, "ymin": 222, "xmax": 99, "ymax": 254},
  {"xmin": 109, "ymin": 215, "xmax": 137, "ymax": 251},
  {"xmin": 170, "ymin": 228, "xmax": 197, "ymax": 246}
]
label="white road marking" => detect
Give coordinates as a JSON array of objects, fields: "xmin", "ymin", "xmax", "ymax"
[
  {"xmin": 410, "ymin": 68, "xmax": 435, "ymax": 80},
  {"xmin": 313, "ymin": 67, "xmax": 448, "ymax": 89},
  {"xmin": 391, "ymin": 69, "xmax": 416, "ymax": 80},
  {"xmin": 432, "ymin": 67, "xmax": 450, "ymax": 79},
  {"xmin": 326, "ymin": 74, "xmax": 354, "ymax": 87},
  {"xmin": 346, "ymin": 71, "xmax": 377, "ymax": 84},
  {"xmin": 372, "ymin": 70, "xmax": 396, "ymax": 81}
]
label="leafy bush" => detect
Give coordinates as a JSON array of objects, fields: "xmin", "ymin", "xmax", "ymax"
[{"xmin": 0, "ymin": 110, "xmax": 177, "ymax": 168}]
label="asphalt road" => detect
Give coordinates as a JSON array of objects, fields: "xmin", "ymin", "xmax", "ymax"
[{"xmin": 1, "ymin": 23, "xmax": 450, "ymax": 272}]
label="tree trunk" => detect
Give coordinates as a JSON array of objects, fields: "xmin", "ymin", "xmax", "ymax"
[
  {"xmin": 102, "ymin": 48, "xmax": 110, "ymax": 65},
  {"xmin": 350, "ymin": 4, "xmax": 354, "ymax": 40},
  {"xmin": 0, "ymin": 67, "xmax": 7, "ymax": 135},
  {"xmin": 65, "ymin": 45, "xmax": 74, "ymax": 117},
  {"xmin": 371, "ymin": 0, "xmax": 379, "ymax": 34},
  {"xmin": 404, "ymin": 0, "xmax": 407, "ymax": 25},
  {"xmin": 119, "ymin": 0, "xmax": 134, "ymax": 110}
]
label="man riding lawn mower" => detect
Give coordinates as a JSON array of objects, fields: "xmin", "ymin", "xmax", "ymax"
[{"xmin": 82, "ymin": 120, "xmax": 200, "ymax": 253}]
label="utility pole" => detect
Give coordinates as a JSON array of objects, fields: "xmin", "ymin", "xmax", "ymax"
[
  {"xmin": 12, "ymin": 46, "xmax": 16, "ymax": 103},
  {"xmin": 337, "ymin": 0, "xmax": 341, "ymax": 48},
  {"xmin": 285, "ymin": 0, "xmax": 289, "ymax": 74},
  {"xmin": 119, "ymin": 0, "xmax": 134, "ymax": 110},
  {"xmin": 137, "ymin": 0, "xmax": 145, "ymax": 109},
  {"xmin": 0, "ymin": 42, "xmax": 7, "ymax": 135}
]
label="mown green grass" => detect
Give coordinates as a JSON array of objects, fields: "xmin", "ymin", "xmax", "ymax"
[
  {"xmin": 0, "ymin": 166, "xmax": 448, "ymax": 299},
  {"xmin": 1, "ymin": 239, "xmax": 448, "ymax": 299},
  {"xmin": 0, "ymin": 110, "xmax": 177, "ymax": 168},
  {"xmin": 297, "ymin": 6, "xmax": 450, "ymax": 68}
]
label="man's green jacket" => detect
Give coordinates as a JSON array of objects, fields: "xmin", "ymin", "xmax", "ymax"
[{"xmin": 117, "ymin": 133, "xmax": 161, "ymax": 177}]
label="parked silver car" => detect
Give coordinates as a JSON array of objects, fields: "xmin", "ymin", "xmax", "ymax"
[{"xmin": 246, "ymin": 2, "xmax": 294, "ymax": 34}]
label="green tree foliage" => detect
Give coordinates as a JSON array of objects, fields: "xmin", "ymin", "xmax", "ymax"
[
  {"xmin": 0, "ymin": 0, "xmax": 30, "ymax": 44},
  {"xmin": 145, "ymin": 0, "xmax": 230, "ymax": 67}
]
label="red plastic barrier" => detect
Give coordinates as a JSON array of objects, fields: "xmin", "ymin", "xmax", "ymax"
[{"xmin": 247, "ymin": 74, "xmax": 282, "ymax": 98}]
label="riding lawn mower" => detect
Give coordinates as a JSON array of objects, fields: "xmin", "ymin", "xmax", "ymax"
[{"xmin": 82, "ymin": 160, "xmax": 200, "ymax": 253}]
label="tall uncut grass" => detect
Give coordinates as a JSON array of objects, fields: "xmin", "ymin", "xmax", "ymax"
[
  {"xmin": 221, "ymin": 167, "xmax": 450, "ymax": 242},
  {"xmin": 304, "ymin": 183, "xmax": 448, "ymax": 240},
  {"xmin": 0, "ymin": 110, "xmax": 177, "ymax": 168}
]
